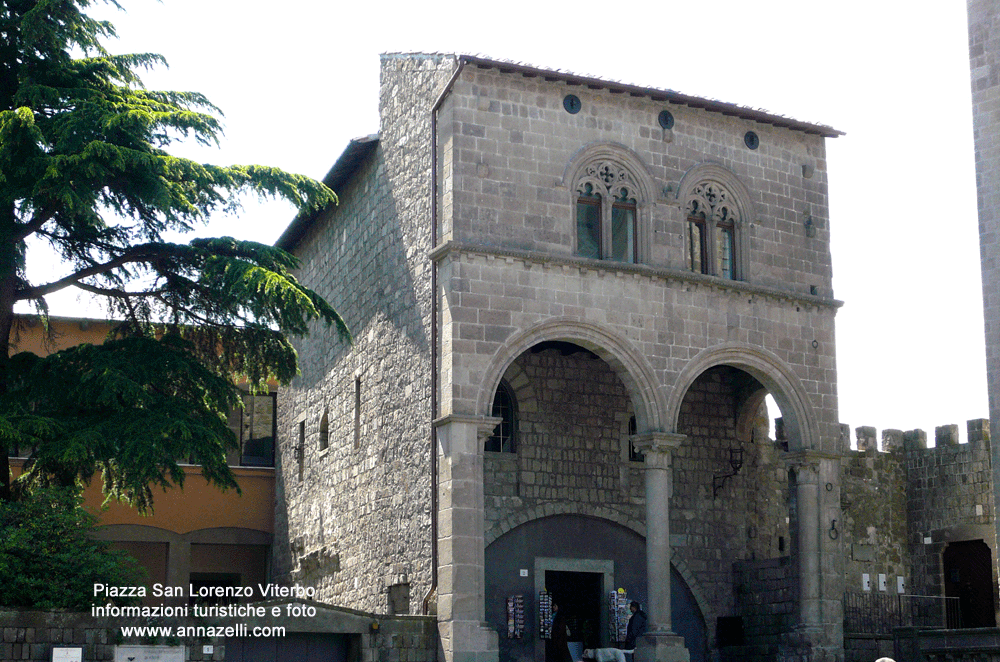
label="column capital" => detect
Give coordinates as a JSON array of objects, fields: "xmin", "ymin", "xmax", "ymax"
[
  {"xmin": 784, "ymin": 449, "xmax": 838, "ymax": 482},
  {"xmin": 432, "ymin": 413, "xmax": 502, "ymax": 437},
  {"xmin": 632, "ymin": 432, "xmax": 686, "ymax": 468},
  {"xmin": 432, "ymin": 414, "xmax": 502, "ymax": 456}
]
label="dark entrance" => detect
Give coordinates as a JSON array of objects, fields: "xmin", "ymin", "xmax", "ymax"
[
  {"xmin": 546, "ymin": 570, "xmax": 604, "ymax": 648},
  {"xmin": 943, "ymin": 539, "xmax": 997, "ymax": 628}
]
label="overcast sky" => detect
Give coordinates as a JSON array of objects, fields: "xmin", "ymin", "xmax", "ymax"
[{"xmin": 44, "ymin": 0, "xmax": 983, "ymax": 445}]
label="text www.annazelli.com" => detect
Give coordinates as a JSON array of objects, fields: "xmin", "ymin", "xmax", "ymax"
[{"xmin": 119, "ymin": 625, "xmax": 286, "ymax": 638}]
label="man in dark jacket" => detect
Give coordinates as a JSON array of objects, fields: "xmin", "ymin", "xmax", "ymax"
[
  {"xmin": 547, "ymin": 602, "xmax": 573, "ymax": 662},
  {"xmin": 624, "ymin": 601, "xmax": 647, "ymax": 650}
]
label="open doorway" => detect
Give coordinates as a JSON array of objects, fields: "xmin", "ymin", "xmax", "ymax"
[
  {"xmin": 546, "ymin": 570, "xmax": 604, "ymax": 649},
  {"xmin": 944, "ymin": 539, "xmax": 997, "ymax": 628}
]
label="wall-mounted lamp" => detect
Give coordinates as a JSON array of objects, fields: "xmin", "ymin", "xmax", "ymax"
[{"xmin": 713, "ymin": 447, "xmax": 744, "ymax": 498}]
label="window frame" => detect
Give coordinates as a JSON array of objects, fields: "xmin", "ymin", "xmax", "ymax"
[
  {"xmin": 485, "ymin": 379, "xmax": 518, "ymax": 454},
  {"xmin": 683, "ymin": 179, "xmax": 746, "ymax": 281},
  {"xmin": 227, "ymin": 391, "xmax": 277, "ymax": 468},
  {"xmin": 572, "ymin": 157, "xmax": 645, "ymax": 263}
]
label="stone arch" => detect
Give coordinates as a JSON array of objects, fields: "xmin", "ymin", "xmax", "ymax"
[
  {"xmin": 485, "ymin": 503, "xmax": 644, "ymax": 546},
  {"xmin": 675, "ymin": 162, "xmax": 755, "ymax": 223},
  {"xmin": 562, "ymin": 142, "xmax": 658, "ymax": 204},
  {"xmin": 666, "ymin": 342, "xmax": 817, "ymax": 452},
  {"xmin": 485, "ymin": 511, "xmax": 715, "ymax": 651},
  {"xmin": 476, "ymin": 318, "xmax": 666, "ymax": 435}
]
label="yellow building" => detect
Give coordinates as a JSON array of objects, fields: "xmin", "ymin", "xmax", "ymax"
[{"xmin": 8, "ymin": 315, "xmax": 275, "ymax": 606}]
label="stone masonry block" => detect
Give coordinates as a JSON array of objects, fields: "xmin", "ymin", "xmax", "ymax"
[
  {"xmin": 968, "ymin": 418, "xmax": 991, "ymax": 443},
  {"xmin": 904, "ymin": 429, "xmax": 928, "ymax": 451},
  {"xmin": 936, "ymin": 424, "xmax": 960, "ymax": 446},
  {"xmin": 856, "ymin": 426, "xmax": 877, "ymax": 452}
]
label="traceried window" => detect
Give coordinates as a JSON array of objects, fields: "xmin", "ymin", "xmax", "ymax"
[
  {"xmin": 685, "ymin": 181, "xmax": 742, "ymax": 280},
  {"xmin": 575, "ymin": 160, "xmax": 640, "ymax": 263},
  {"xmin": 485, "ymin": 380, "xmax": 517, "ymax": 453}
]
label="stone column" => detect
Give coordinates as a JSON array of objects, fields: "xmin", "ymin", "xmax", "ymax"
[
  {"xmin": 784, "ymin": 450, "xmax": 843, "ymax": 661},
  {"xmin": 631, "ymin": 432, "xmax": 690, "ymax": 662},
  {"xmin": 433, "ymin": 413, "xmax": 500, "ymax": 662}
]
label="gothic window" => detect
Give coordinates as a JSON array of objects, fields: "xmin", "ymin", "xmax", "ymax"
[
  {"xmin": 685, "ymin": 181, "xmax": 742, "ymax": 280},
  {"xmin": 485, "ymin": 380, "xmax": 517, "ymax": 453},
  {"xmin": 575, "ymin": 160, "xmax": 640, "ymax": 263}
]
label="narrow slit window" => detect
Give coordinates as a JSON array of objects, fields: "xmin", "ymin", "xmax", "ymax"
[
  {"xmin": 354, "ymin": 377, "xmax": 361, "ymax": 449},
  {"xmin": 319, "ymin": 411, "xmax": 329, "ymax": 451},
  {"xmin": 297, "ymin": 420, "xmax": 305, "ymax": 481}
]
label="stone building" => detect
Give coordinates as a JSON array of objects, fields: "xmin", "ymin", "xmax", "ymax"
[
  {"xmin": 970, "ymin": 0, "xmax": 1000, "ymax": 602},
  {"xmin": 275, "ymin": 53, "xmax": 846, "ymax": 662}
]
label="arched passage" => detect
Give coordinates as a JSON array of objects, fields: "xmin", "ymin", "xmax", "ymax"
[
  {"xmin": 666, "ymin": 342, "xmax": 818, "ymax": 451},
  {"xmin": 476, "ymin": 318, "xmax": 666, "ymax": 435},
  {"xmin": 664, "ymin": 348, "xmax": 833, "ymax": 659},
  {"xmin": 484, "ymin": 514, "xmax": 708, "ymax": 662}
]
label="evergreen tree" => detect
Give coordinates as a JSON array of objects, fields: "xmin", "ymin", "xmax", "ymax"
[
  {"xmin": 0, "ymin": 0, "xmax": 348, "ymax": 511},
  {"xmin": 0, "ymin": 486, "xmax": 146, "ymax": 609}
]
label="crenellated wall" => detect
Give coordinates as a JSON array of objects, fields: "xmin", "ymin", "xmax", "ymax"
[
  {"xmin": 837, "ymin": 418, "xmax": 996, "ymax": 662},
  {"xmin": 839, "ymin": 419, "xmax": 994, "ymax": 597}
]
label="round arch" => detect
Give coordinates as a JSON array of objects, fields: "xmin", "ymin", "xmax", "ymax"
[
  {"xmin": 476, "ymin": 318, "xmax": 667, "ymax": 434},
  {"xmin": 675, "ymin": 161, "xmax": 755, "ymax": 222},
  {"xmin": 561, "ymin": 142, "xmax": 658, "ymax": 204},
  {"xmin": 485, "ymin": 512, "xmax": 713, "ymax": 658},
  {"xmin": 666, "ymin": 342, "xmax": 818, "ymax": 451}
]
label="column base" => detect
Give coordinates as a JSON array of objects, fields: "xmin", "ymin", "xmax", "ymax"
[
  {"xmin": 633, "ymin": 632, "xmax": 690, "ymax": 662},
  {"xmin": 438, "ymin": 619, "xmax": 499, "ymax": 662}
]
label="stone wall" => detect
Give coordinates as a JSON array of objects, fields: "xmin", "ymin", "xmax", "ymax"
[
  {"xmin": 969, "ymin": 0, "xmax": 1000, "ymax": 538},
  {"xmin": 0, "ymin": 604, "xmax": 436, "ymax": 662},
  {"xmin": 838, "ymin": 418, "xmax": 996, "ymax": 660},
  {"xmin": 906, "ymin": 421, "xmax": 995, "ymax": 607},
  {"xmin": 840, "ymin": 427, "xmax": 909, "ymax": 596},
  {"xmin": 726, "ymin": 557, "xmax": 795, "ymax": 661},
  {"xmin": 441, "ymin": 67, "xmax": 834, "ymax": 298},
  {"xmin": 435, "ymin": 60, "xmax": 843, "ymax": 460},
  {"xmin": 483, "ymin": 345, "xmax": 644, "ymax": 540},
  {"xmin": 672, "ymin": 368, "xmax": 790, "ymax": 624},
  {"xmin": 274, "ymin": 54, "xmax": 458, "ymax": 614}
]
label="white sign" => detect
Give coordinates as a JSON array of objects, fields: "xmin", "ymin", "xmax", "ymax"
[
  {"xmin": 114, "ymin": 646, "xmax": 185, "ymax": 662},
  {"xmin": 52, "ymin": 648, "xmax": 83, "ymax": 662}
]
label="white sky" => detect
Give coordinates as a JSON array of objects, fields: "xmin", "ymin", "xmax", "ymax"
[{"xmin": 45, "ymin": 0, "xmax": 984, "ymax": 445}]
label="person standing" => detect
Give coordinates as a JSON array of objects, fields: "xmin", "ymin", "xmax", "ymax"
[
  {"xmin": 624, "ymin": 601, "xmax": 647, "ymax": 650},
  {"xmin": 547, "ymin": 602, "xmax": 573, "ymax": 662}
]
